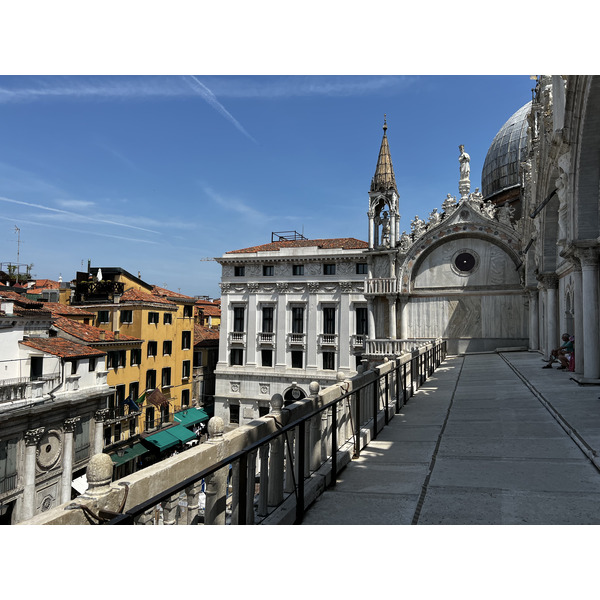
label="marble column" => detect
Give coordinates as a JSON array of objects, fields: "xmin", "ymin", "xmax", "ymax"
[
  {"xmin": 22, "ymin": 427, "xmax": 45, "ymax": 521},
  {"xmin": 368, "ymin": 210, "xmax": 375, "ymax": 250},
  {"xmin": 545, "ymin": 275, "xmax": 559, "ymax": 359},
  {"xmin": 387, "ymin": 295, "xmax": 397, "ymax": 339},
  {"xmin": 572, "ymin": 261, "xmax": 584, "ymax": 373},
  {"xmin": 528, "ymin": 290, "xmax": 539, "ymax": 351},
  {"xmin": 93, "ymin": 408, "xmax": 109, "ymax": 454},
  {"xmin": 275, "ymin": 291, "xmax": 287, "ymax": 368},
  {"xmin": 306, "ymin": 288, "xmax": 318, "ymax": 370},
  {"xmin": 60, "ymin": 417, "xmax": 80, "ymax": 504},
  {"xmin": 578, "ymin": 249, "xmax": 600, "ymax": 379},
  {"xmin": 185, "ymin": 481, "xmax": 203, "ymax": 525},
  {"xmin": 399, "ymin": 297, "xmax": 408, "ymax": 339},
  {"xmin": 367, "ymin": 298, "xmax": 376, "ymax": 340},
  {"xmin": 338, "ymin": 288, "xmax": 351, "ymax": 371}
]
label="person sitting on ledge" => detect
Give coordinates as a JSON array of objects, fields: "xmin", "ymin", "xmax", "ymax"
[{"xmin": 542, "ymin": 333, "xmax": 573, "ymax": 369}]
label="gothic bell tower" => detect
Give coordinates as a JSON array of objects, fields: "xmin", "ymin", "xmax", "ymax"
[{"xmin": 368, "ymin": 116, "xmax": 400, "ymax": 249}]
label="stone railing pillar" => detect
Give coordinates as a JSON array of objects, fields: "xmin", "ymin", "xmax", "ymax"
[
  {"xmin": 22, "ymin": 427, "xmax": 45, "ymax": 521},
  {"xmin": 93, "ymin": 409, "xmax": 109, "ymax": 454},
  {"xmin": 246, "ymin": 450, "xmax": 257, "ymax": 524},
  {"xmin": 257, "ymin": 444, "xmax": 269, "ymax": 517},
  {"xmin": 161, "ymin": 494, "xmax": 179, "ymax": 525},
  {"xmin": 267, "ymin": 394, "xmax": 284, "ymax": 507},
  {"xmin": 135, "ymin": 508, "xmax": 155, "ymax": 525},
  {"xmin": 60, "ymin": 417, "xmax": 80, "ymax": 504},
  {"xmin": 204, "ymin": 417, "xmax": 227, "ymax": 525},
  {"xmin": 284, "ymin": 429, "xmax": 295, "ymax": 494},
  {"xmin": 185, "ymin": 482, "xmax": 203, "ymax": 525}
]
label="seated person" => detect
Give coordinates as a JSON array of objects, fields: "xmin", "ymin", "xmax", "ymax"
[{"xmin": 543, "ymin": 333, "xmax": 573, "ymax": 369}]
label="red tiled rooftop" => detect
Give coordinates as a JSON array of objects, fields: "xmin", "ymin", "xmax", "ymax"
[
  {"xmin": 53, "ymin": 316, "xmax": 141, "ymax": 343},
  {"xmin": 194, "ymin": 324, "xmax": 219, "ymax": 344},
  {"xmin": 0, "ymin": 290, "xmax": 44, "ymax": 307},
  {"xmin": 44, "ymin": 302, "xmax": 95, "ymax": 318},
  {"xmin": 226, "ymin": 237, "xmax": 368, "ymax": 254},
  {"xmin": 20, "ymin": 337, "xmax": 106, "ymax": 359},
  {"xmin": 121, "ymin": 288, "xmax": 176, "ymax": 305},
  {"xmin": 151, "ymin": 285, "xmax": 194, "ymax": 300},
  {"xmin": 30, "ymin": 279, "xmax": 61, "ymax": 290},
  {"xmin": 195, "ymin": 300, "xmax": 221, "ymax": 317}
]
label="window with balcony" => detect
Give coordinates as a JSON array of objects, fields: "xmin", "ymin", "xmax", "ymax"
[
  {"xmin": 183, "ymin": 305, "xmax": 193, "ymax": 318},
  {"xmin": 323, "ymin": 263, "xmax": 336, "ymax": 275},
  {"xmin": 129, "ymin": 382, "xmax": 139, "ymax": 406},
  {"xmin": 230, "ymin": 348, "xmax": 243, "ymax": 366},
  {"xmin": 233, "ymin": 307, "xmax": 245, "ymax": 333},
  {"xmin": 263, "ymin": 265, "xmax": 274, "ymax": 276},
  {"xmin": 129, "ymin": 418, "xmax": 136, "ymax": 438},
  {"xmin": 147, "ymin": 341, "xmax": 158, "ymax": 357},
  {"xmin": 146, "ymin": 369, "xmax": 156, "ymax": 391},
  {"xmin": 116, "ymin": 385, "xmax": 126, "ymax": 412},
  {"xmin": 182, "ymin": 360, "xmax": 191, "ymax": 379},
  {"xmin": 145, "ymin": 407, "xmax": 155, "ymax": 430},
  {"xmin": 262, "ymin": 306, "xmax": 274, "ymax": 333},
  {"xmin": 356, "ymin": 307, "xmax": 368, "ymax": 336},
  {"xmin": 292, "ymin": 307, "xmax": 304, "ymax": 334},
  {"xmin": 120, "ymin": 310, "xmax": 133, "ymax": 324},
  {"xmin": 104, "ymin": 426, "xmax": 112, "ymax": 447},
  {"xmin": 114, "ymin": 422, "xmax": 122, "ymax": 442},
  {"xmin": 98, "ymin": 310, "xmax": 110, "ymax": 324},
  {"xmin": 148, "ymin": 312, "xmax": 159, "ymax": 324},
  {"xmin": 323, "ymin": 307, "xmax": 336, "ymax": 334},
  {"xmin": 181, "ymin": 388, "xmax": 190, "ymax": 408},
  {"xmin": 162, "ymin": 367, "xmax": 172, "ymax": 388},
  {"xmin": 89, "ymin": 357, "xmax": 96, "ymax": 372},
  {"xmin": 292, "ymin": 264, "xmax": 304, "ymax": 276},
  {"xmin": 164, "ymin": 312, "xmax": 172, "ymax": 325},
  {"xmin": 234, "ymin": 266, "xmax": 245, "ymax": 277},
  {"xmin": 323, "ymin": 351, "xmax": 335, "ymax": 370},
  {"xmin": 356, "ymin": 262, "xmax": 368, "ymax": 274},
  {"xmin": 182, "ymin": 330, "xmax": 191, "ymax": 350},
  {"xmin": 291, "ymin": 350, "xmax": 303, "ymax": 369},
  {"xmin": 160, "ymin": 404, "xmax": 169, "ymax": 424},
  {"xmin": 163, "ymin": 340, "xmax": 172, "ymax": 356},
  {"xmin": 261, "ymin": 349, "xmax": 273, "ymax": 367}
]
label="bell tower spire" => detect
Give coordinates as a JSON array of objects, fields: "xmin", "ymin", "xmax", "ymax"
[{"xmin": 368, "ymin": 116, "xmax": 400, "ymax": 249}]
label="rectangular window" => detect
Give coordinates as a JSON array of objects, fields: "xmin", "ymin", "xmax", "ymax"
[
  {"xmin": 116, "ymin": 384, "xmax": 126, "ymax": 411},
  {"xmin": 129, "ymin": 418, "xmax": 136, "ymax": 438},
  {"xmin": 323, "ymin": 351, "xmax": 335, "ymax": 370},
  {"xmin": 183, "ymin": 305, "xmax": 193, "ymax": 318},
  {"xmin": 194, "ymin": 350, "xmax": 203, "ymax": 368},
  {"xmin": 323, "ymin": 263, "xmax": 336, "ymax": 275},
  {"xmin": 291, "ymin": 350, "xmax": 303, "ymax": 369},
  {"xmin": 130, "ymin": 348, "xmax": 141, "ymax": 366},
  {"xmin": 104, "ymin": 427, "xmax": 112, "ymax": 447},
  {"xmin": 182, "ymin": 360, "xmax": 191, "ymax": 379},
  {"xmin": 261, "ymin": 349, "xmax": 273, "ymax": 367},
  {"xmin": 0, "ymin": 438, "xmax": 18, "ymax": 494},
  {"xmin": 323, "ymin": 307, "xmax": 336, "ymax": 334},
  {"xmin": 292, "ymin": 307, "xmax": 304, "ymax": 334},
  {"xmin": 233, "ymin": 307, "xmax": 245, "ymax": 332},
  {"xmin": 145, "ymin": 407, "xmax": 155, "ymax": 430},
  {"xmin": 146, "ymin": 369, "xmax": 156, "ymax": 391},
  {"xmin": 263, "ymin": 265, "xmax": 274, "ymax": 276},
  {"xmin": 162, "ymin": 367, "xmax": 171, "ymax": 387},
  {"xmin": 120, "ymin": 310, "xmax": 133, "ymax": 324},
  {"xmin": 229, "ymin": 404, "xmax": 240, "ymax": 424},
  {"xmin": 356, "ymin": 307, "xmax": 368, "ymax": 335},
  {"xmin": 114, "ymin": 422, "xmax": 122, "ymax": 442},
  {"xmin": 182, "ymin": 330, "xmax": 191, "ymax": 350},
  {"xmin": 98, "ymin": 310, "xmax": 110, "ymax": 324},
  {"xmin": 88, "ymin": 357, "xmax": 96, "ymax": 372},
  {"xmin": 262, "ymin": 306, "xmax": 274, "ymax": 333},
  {"xmin": 356, "ymin": 263, "xmax": 368, "ymax": 274},
  {"xmin": 292, "ymin": 264, "xmax": 304, "ymax": 276},
  {"xmin": 164, "ymin": 312, "xmax": 172, "ymax": 325},
  {"xmin": 118, "ymin": 350, "xmax": 126, "ymax": 367},
  {"xmin": 148, "ymin": 312, "xmax": 159, "ymax": 324},
  {"xmin": 163, "ymin": 340, "xmax": 172, "ymax": 356},
  {"xmin": 30, "ymin": 356, "xmax": 43, "ymax": 380},
  {"xmin": 234, "ymin": 266, "xmax": 245, "ymax": 277},
  {"xmin": 230, "ymin": 348, "xmax": 243, "ymax": 366},
  {"xmin": 70, "ymin": 359, "xmax": 78, "ymax": 375},
  {"xmin": 147, "ymin": 341, "xmax": 158, "ymax": 357},
  {"xmin": 181, "ymin": 389, "xmax": 190, "ymax": 407},
  {"xmin": 129, "ymin": 382, "xmax": 139, "ymax": 406},
  {"xmin": 160, "ymin": 404, "xmax": 170, "ymax": 424}
]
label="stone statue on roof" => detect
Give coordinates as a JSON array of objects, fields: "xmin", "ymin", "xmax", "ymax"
[{"xmin": 459, "ymin": 145, "xmax": 470, "ymax": 179}]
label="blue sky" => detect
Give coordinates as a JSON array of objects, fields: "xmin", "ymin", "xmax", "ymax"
[{"xmin": 0, "ymin": 75, "xmax": 535, "ymax": 298}]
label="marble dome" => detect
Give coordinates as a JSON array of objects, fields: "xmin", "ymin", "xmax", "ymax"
[{"xmin": 481, "ymin": 101, "xmax": 531, "ymax": 199}]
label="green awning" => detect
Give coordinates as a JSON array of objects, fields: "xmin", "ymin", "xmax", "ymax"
[
  {"xmin": 144, "ymin": 424, "xmax": 196, "ymax": 452},
  {"xmin": 111, "ymin": 443, "xmax": 149, "ymax": 466},
  {"xmin": 173, "ymin": 408, "xmax": 209, "ymax": 428}
]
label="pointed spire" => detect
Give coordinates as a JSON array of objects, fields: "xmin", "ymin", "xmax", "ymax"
[{"xmin": 370, "ymin": 114, "xmax": 397, "ymax": 193}]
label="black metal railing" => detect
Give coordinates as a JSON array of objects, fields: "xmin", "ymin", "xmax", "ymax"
[{"xmin": 106, "ymin": 340, "xmax": 447, "ymax": 525}]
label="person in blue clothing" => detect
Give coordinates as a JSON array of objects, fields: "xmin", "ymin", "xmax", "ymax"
[{"xmin": 542, "ymin": 333, "xmax": 574, "ymax": 369}]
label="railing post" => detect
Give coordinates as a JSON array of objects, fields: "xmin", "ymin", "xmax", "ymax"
[
  {"xmin": 162, "ymin": 494, "xmax": 179, "ymax": 525},
  {"xmin": 246, "ymin": 450, "xmax": 257, "ymax": 524},
  {"xmin": 372, "ymin": 378, "xmax": 378, "ymax": 440},
  {"xmin": 331, "ymin": 403, "xmax": 338, "ymax": 487},
  {"xmin": 205, "ymin": 416, "xmax": 227, "ymax": 525},
  {"xmin": 354, "ymin": 388, "xmax": 361, "ymax": 458},
  {"xmin": 384, "ymin": 370, "xmax": 390, "ymax": 425},
  {"xmin": 268, "ymin": 394, "xmax": 284, "ymax": 508},
  {"xmin": 284, "ymin": 430, "xmax": 296, "ymax": 494},
  {"xmin": 185, "ymin": 481, "xmax": 203, "ymax": 525},
  {"xmin": 295, "ymin": 420, "xmax": 306, "ymax": 524},
  {"xmin": 257, "ymin": 444, "xmax": 269, "ymax": 517}
]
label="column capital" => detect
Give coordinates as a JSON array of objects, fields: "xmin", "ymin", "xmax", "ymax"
[
  {"xmin": 574, "ymin": 246, "xmax": 599, "ymax": 267},
  {"xmin": 24, "ymin": 427, "xmax": 45, "ymax": 446},
  {"xmin": 94, "ymin": 408, "xmax": 110, "ymax": 423},
  {"xmin": 537, "ymin": 272, "xmax": 559, "ymax": 289},
  {"xmin": 64, "ymin": 416, "xmax": 81, "ymax": 433}
]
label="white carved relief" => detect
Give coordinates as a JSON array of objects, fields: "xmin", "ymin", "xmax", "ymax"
[{"xmin": 307, "ymin": 263, "xmax": 321, "ymax": 276}]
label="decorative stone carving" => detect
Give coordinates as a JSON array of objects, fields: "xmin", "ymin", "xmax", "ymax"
[
  {"xmin": 230, "ymin": 382, "xmax": 240, "ymax": 393},
  {"xmin": 306, "ymin": 263, "xmax": 320, "ymax": 276},
  {"xmin": 428, "ymin": 208, "xmax": 441, "ymax": 226},
  {"xmin": 94, "ymin": 408, "xmax": 109, "ymax": 423},
  {"xmin": 459, "ymin": 144, "xmax": 471, "ymax": 197},
  {"xmin": 556, "ymin": 150, "xmax": 571, "ymax": 244},
  {"xmin": 339, "ymin": 281, "xmax": 353, "ymax": 292},
  {"xmin": 480, "ymin": 199, "xmax": 497, "ymax": 219},
  {"xmin": 307, "ymin": 281, "xmax": 320, "ymax": 293},
  {"xmin": 380, "ymin": 211, "xmax": 391, "ymax": 246},
  {"xmin": 399, "ymin": 231, "xmax": 412, "ymax": 252},
  {"xmin": 442, "ymin": 193, "xmax": 458, "ymax": 215},
  {"xmin": 259, "ymin": 383, "xmax": 270, "ymax": 395},
  {"xmin": 220, "ymin": 282, "xmax": 231, "ymax": 294},
  {"xmin": 497, "ymin": 202, "xmax": 515, "ymax": 226},
  {"xmin": 410, "ymin": 215, "xmax": 426, "ymax": 239},
  {"xmin": 36, "ymin": 430, "xmax": 62, "ymax": 470},
  {"xmin": 247, "ymin": 282, "xmax": 259, "ymax": 292},
  {"xmin": 276, "ymin": 282, "xmax": 288, "ymax": 292},
  {"xmin": 24, "ymin": 427, "xmax": 45, "ymax": 446},
  {"xmin": 64, "ymin": 417, "xmax": 81, "ymax": 433}
]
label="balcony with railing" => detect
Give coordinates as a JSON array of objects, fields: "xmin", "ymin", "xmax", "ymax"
[
  {"xmin": 365, "ymin": 278, "xmax": 397, "ymax": 295},
  {"xmin": 0, "ymin": 374, "xmax": 62, "ymax": 407},
  {"xmin": 351, "ymin": 334, "xmax": 366, "ymax": 349},
  {"xmin": 364, "ymin": 338, "xmax": 436, "ymax": 357},
  {"xmin": 21, "ymin": 340, "xmax": 447, "ymax": 526},
  {"xmin": 318, "ymin": 333, "xmax": 338, "ymax": 348},
  {"xmin": 257, "ymin": 332, "xmax": 275, "ymax": 346},
  {"xmin": 228, "ymin": 331, "xmax": 246, "ymax": 346},
  {"xmin": 287, "ymin": 332, "xmax": 306, "ymax": 348}
]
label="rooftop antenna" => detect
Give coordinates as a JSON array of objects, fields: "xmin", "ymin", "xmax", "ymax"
[{"xmin": 14, "ymin": 225, "xmax": 21, "ymax": 281}]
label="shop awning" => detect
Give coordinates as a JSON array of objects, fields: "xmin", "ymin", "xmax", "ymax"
[
  {"xmin": 174, "ymin": 408, "xmax": 209, "ymax": 428},
  {"xmin": 110, "ymin": 443, "xmax": 149, "ymax": 467},
  {"xmin": 143, "ymin": 425, "xmax": 196, "ymax": 452}
]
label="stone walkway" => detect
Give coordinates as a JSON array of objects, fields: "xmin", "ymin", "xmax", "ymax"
[{"xmin": 302, "ymin": 351, "xmax": 600, "ymax": 525}]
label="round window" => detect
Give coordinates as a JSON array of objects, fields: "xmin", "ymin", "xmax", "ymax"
[{"xmin": 454, "ymin": 252, "xmax": 476, "ymax": 272}]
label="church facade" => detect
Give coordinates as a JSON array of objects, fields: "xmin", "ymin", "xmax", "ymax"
[{"xmin": 214, "ymin": 76, "xmax": 600, "ymax": 426}]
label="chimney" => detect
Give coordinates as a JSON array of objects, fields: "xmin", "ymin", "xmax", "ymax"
[
  {"xmin": 100, "ymin": 330, "xmax": 106, "ymax": 340},
  {"xmin": 114, "ymin": 330, "xmax": 120, "ymax": 340}
]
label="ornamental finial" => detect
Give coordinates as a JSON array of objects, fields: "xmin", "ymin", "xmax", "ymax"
[{"xmin": 383, "ymin": 114, "xmax": 387, "ymax": 132}]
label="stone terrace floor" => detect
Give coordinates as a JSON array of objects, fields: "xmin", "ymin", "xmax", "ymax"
[{"xmin": 302, "ymin": 351, "xmax": 600, "ymax": 525}]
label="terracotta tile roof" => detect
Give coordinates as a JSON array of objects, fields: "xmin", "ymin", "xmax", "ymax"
[
  {"xmin": 20, "ymin": 337, "xmax": 106, "ymax": 359},
  {"xmin": 151, "ymin": 285, "xmax": 194, "ymax": 300},
  {"xmin": 121, "ymin": 288, "xmax": 176, "ymax": 305},
  {"xmin": 194, "ymin": 324, "xmax": 219, "ymax": 345},
  {"xmin": 44, "ymin": 302, "xmax": 95, "ymax": 318},
  {"xmin": 30, "ymin": 279, "xmax": 61, "ymax": 290},
  {"xmin": 0, "ymin": 290, "xmax": 43, "ymax": 306},
  {"xmin": 195, "ymin": 300, "xmax": 221, "ymax": 317},
  {"xmin": 53, "ymin": 316, "xmax": 141, "ymax": 343},
  {"xmin": 226, "ymin": 237, "xmax": 368, "ymax": 254}
]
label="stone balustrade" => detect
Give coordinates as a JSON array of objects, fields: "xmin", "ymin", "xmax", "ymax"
[
  {"xmin": 20, "ymin": 341, "xmax": 446, "ymax": 526},
  {"xmin": 365, "ymin": 278, "xmax": 398, "ymax": 295}
]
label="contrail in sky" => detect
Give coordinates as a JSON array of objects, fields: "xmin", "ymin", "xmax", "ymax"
[
  {"xmin": 186, "ymin": 75, "xmax": 258, "ymax": 144},
  {"xmin": 0, "ymin": 196, "xmax": 160, "ymax": 234}
]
